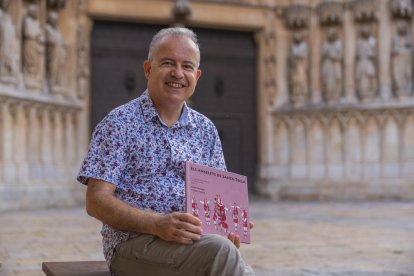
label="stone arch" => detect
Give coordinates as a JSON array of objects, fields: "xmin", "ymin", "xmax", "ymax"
[
  {"xmin": 363, "ymin": 115, "xmax": 380, "ymax": 177},
  {"xmin": 382, "ymin": 114, "xmax": 400, "ymax": 177},
  {"xmin": 327, "ymin": 116, "xmax": 343, "ymax": 179},
  {"xmin": 402, "ymin": 113, "xmax": 414, "ymax": 177},
  {"xmin": 274, "ymin": 120, "xmax": 290, "ymax": 166},
  {"xmin": 309, "ymin": 117, "xmax": 325, "ymax": 179},
  {"xmin": 347, "ymin": 116, "xmax": 362, "ymax": 178},
  {"xmin": 291, "ymin": 117, "xmax": 307, "ymax": 178}
]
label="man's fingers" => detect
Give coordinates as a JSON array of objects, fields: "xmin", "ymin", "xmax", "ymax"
[
  {"xmin": 174, "ymin": 212, "xmax": 202, "ymax": 226},
  {"xmin": 155, "ymin": 212, "xmax": 203, "ymax": 243},
  {"xmin": 228, "ymin": 233, "xmax": 240, "ymax": 249},
  {"xmin": 249, "ymin": 221, "xmax": 254, "ymax": 229},
  {"xmin": 172, "ymin": 228, "xmax": 201, "ymax": 244}
]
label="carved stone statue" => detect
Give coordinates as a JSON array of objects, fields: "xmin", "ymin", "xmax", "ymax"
[
  {"xmin": 46, "ymin": 11, "xmax": 66, "ymax": 94},
  {"xmin": 356, "ymin": 25, "xmax": 377, "ymax": 101},
  {"xmin": 391, "ymin": 21, "xmax": 412, "ymax": 98},
  {"xmin": 289, "ymin": 32, "xmax": 308, "ymax": 106},
  {"xmin": 321, "ymin": 28, "xmax": 342, "ymax": 103},
  {"xmin": 0, "ymin": 0, "xmax": 18, "ymax": 84},
  {"xmin": 23, "ymin": 3, "xmax": 45, "ymax": 89}
]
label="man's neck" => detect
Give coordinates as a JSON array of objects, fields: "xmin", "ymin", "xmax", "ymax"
[{"xmin": 155, "ymin": 102, "xmax": 184, "ymax": 127}]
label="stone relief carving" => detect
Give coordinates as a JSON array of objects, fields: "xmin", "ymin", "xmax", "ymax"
[
  {"xmin": 46, "ymin": 10, "xmax": 67, "ymax": 95},
  {"xmin": 263, "ymin": 12, "xmax": 277, "ymax": 105},
  {"xmin": 47, "ymin": 0, "xmax": 66, "ymax": 10},
  {"xmin": 76, "ymin": 25, "xmax": 90, "ymax": 99},
  {"xmin": 355, "ymin": 25, "xmax": 377, "ymax": 101},
  {"xmin": 0, "ymin": 0, "xmax": 18, "ymax": 85},
  {"xmin": 391, "ymin": 20, "xmax": 412, "ymax": 98},
  {"xmin": 23, "ymin": 3, "xmax": 45, "ymax": 90},
  {"xmin": 289, "ymin": 32, "xmax": 308, "ymax": 106},
  {"xmin": 389, "ymin": 0, "xmax": 412, "ymax": 18},
  {"xmin": 353, "ymin": 0, "xmax": 378, "ymax": 22},
  {"xmin": 284, "ymin": 5, "xmax": 310, "ymax": 29},
  {"xmin": 318, "ymin": 1, "xmax": 343, "ymax": 26},
  {"xmin": 321, "ymin": 28, "xmax": 343, "ymax": 103}
]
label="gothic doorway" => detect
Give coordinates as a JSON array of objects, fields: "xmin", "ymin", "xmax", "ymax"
[{"xmin": 91, "ymin": 21, "xmax": 258, "ymax": 189}]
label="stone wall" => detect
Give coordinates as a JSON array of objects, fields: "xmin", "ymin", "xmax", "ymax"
[
  {"xmin": 0, "ymin": 0, "xmax": 90, "ymax": 211},
  {"xmin": 256, "ymin": 0, "xmax": 414, "ymax": 200},
  {"xmin": 1, "ymin": 0, "xmax": 413, "ymax": 210}
]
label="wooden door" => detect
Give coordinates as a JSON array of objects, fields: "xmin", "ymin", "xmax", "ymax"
[{"xmin": 91, "ymin": 21, "xmax": 257, "ymax": 189}]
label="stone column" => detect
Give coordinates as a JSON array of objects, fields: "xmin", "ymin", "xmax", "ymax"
[
  {"xmin": 402, "ymin": 112, "xmax": 414, "ymax": 177},
  {"xmin": 257, "ymin": 12, "xmax": 276, "ymax": 183},
  {"xmin": 378, "ymin": 0, "xmax": 392, "ymax": 100},
  {"xmin": 310, "ymin": 8, "xmax": 321, "ymax": 104},
  {"xmin": 27, "ymin": 105, "xmax": 41, "ymax": 182},
  {"xmin": 52, "ymin": 109, "xmax": 64, "ymax": 180},
  {"xmin": 40, "ymin": 108, "xmax": 52, "ymax": 183},
  {"xmin": 64, "ymin": 111, "xmax": 76, "ymax": 179},
  {"xmin": 15, "ymin": 104, "xmax": 29, "ymax": 184},
  {"xmin": 1, "ymin": 101, "xmax": 15, "ymax": 184},
  {"xmin": 346, "ymin": 114, "xmax": 363, "ymax": 179},
  {"xmin": 363, "ymin": 116, "xmax": 380, "ymax": 178},
  {"xmin": 343, "ymin": 5, "xmax": 356, "ymax": 102},
  {"xmin": 381, "ymin": 114, "xmax": 400, "ymax": 178},
  {"xmin": 290, "ymin": 117, "xmax": 307, "ymax": 179},
  {"xmin": 326, "ymin": 116, "xmax": 343, "ymax": 179}
]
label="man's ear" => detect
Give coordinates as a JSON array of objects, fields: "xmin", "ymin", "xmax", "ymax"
[
  {"xmin": 196, "ymin": 69, "xmax": 202, "ymax": 81},
  {"xmin": 143, "ymin": 60, "xmax": 151, "ymax": 79}
]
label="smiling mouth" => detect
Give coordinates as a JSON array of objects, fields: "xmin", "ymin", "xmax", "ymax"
[{"xmin": 167, "ymin": 82, "xmax": 185, "ymax": 88}]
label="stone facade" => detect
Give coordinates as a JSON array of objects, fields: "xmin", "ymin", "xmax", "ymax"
[
  {"xmin": 0, "ymin": 0, "xmax": 90, "ymax": 211},
  {"xmin": 258, "ymin": 0, "xmax": 414, "ymax": 200},
  {"xmin": 1, "ymin": 0, "xmax": 413, "ymax": 211}
]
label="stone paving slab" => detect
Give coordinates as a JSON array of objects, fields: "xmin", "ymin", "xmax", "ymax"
[{"xmin": 0, "ymin": 199, "xmax": 413, "ymax": 276}]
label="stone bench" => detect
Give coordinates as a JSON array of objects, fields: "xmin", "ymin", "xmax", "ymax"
[{"xmin": 42, "ymin": 261, "xmax": 110, "ymax": 276}]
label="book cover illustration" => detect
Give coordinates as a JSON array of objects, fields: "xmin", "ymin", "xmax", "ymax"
[{"xmin": 185, "ymin": 161, "xmax": 251, "ymax": 244}]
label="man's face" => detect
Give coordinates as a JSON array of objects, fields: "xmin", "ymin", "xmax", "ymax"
[{"xmin": 144, "ymin": 35, "xmax": 202, "ymax": 109}]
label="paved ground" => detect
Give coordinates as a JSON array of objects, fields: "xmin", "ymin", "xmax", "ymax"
[{"xmin": 0, "ymin": 199, "xmax": 413, "ymax": 276}]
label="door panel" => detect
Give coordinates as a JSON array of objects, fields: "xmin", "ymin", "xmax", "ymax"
[{"xmin": 191, "ymin": 28, "xmax": 257, "ymax": 189}]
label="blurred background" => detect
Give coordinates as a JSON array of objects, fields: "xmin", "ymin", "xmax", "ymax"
[{"xmin": 0, "ymin": 0, "xmax": 413, "ymax": 275}]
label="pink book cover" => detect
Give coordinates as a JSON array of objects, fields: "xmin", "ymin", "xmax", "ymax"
[{"xmin": 185, "ymin": 161, "xmax": 251, "ymax": 244}]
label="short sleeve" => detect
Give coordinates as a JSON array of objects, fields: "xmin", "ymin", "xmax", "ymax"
[
  {"xmin": 77, "ymin": 114, "xmax": 128, "ymax": 186},
  {"xmin": 209, "ymin": 125, "xmax": 227, "ymax": 171}
]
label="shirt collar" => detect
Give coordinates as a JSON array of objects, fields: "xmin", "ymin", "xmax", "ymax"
[{"xmin": 139, "ymin": 90, "xmax": 196, "ymax": 128}]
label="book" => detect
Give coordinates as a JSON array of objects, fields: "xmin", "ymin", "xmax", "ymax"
[{"xmin": 185, "ymin": 161, "xmax": 251, "ymax": 244}]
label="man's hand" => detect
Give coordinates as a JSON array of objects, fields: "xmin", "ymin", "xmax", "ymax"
[
  {"xmin": 153, "ymin": 212, "xmax": 202, "ymax": 244},
  {"xmin": 227, "ymin": 221, "xmax": 254, "ymax": 249}
]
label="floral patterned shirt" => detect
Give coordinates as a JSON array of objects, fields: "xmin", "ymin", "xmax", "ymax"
[{"xmin": 77, "ymin": 90, "xmax": 226, "ymax": 267}]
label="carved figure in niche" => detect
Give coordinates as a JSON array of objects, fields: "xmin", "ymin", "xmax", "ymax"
[
  {"xmin": 289, "ymin": 32, "xmax": 308, "ymax": 105},
  {"xmin": 46, "ymin": 10, "xmax": 66, "ymax": 94},
  {"xmin": 321, "ymin": 28, "xmax": 342, "ymax": 103},
  {"xmin": 391, "ymin": 20, "xmax": 412, "ymax": 98},
  {"xmin": 23, "ymin": 3, "xmax": 45, "ymax": 89},
  {"xmin": 356, "ymin": 25, "xmax": 377, "ymax": 100},
  {"xmin": 0, "ymin": 0, "xmax": 18, "ymax": 84}
]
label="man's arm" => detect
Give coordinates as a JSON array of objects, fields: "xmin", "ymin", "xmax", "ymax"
[{"xmin": 86, "ymin": 178, "xmax": 202, "ymax": 244}]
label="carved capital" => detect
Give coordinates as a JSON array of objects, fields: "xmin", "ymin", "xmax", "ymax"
[
  {"xmin": 318, "ymin": 1, "xmax": 344, "ymax": 26},
  {"xmin": 284, "ymin": 5, "xmax": 311, "ymax": 29},
  {"xmin": 47, "ymin": 0, "xmax": 66, "ymax": 10},
  {"xmin": 353, "ymin": 0, "xmax": 378, "ymax": 22},
  {"xmin": 172, "ymin": 0, "xmax": 192, "ymax": 25},
  {"xmin": 390, "ymin": 0, "xmax": 412, "ymax": 18}
]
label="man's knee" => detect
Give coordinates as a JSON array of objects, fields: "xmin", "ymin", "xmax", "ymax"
[
  {"xmin": 198, "ymin": 234, "xmax": 239, "ymax": 260},
  {"xmin": 198, "ymin": 235, "xmax": 253, "ymax": 276}
]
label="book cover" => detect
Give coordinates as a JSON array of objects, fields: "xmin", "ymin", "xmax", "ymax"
[{"xmin": 185, "ymin": 161, "xmax": 251, "ymax": 244}]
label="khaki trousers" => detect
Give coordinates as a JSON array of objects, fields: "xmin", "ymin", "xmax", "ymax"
[{"xmin": 111, "ymin": 234, "xmax": 255, "ymax": 276}]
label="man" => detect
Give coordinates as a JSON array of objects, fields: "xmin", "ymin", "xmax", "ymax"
[{"xmin": 77, "ymin": 27, "xmax": 254, "ymax": 275}]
